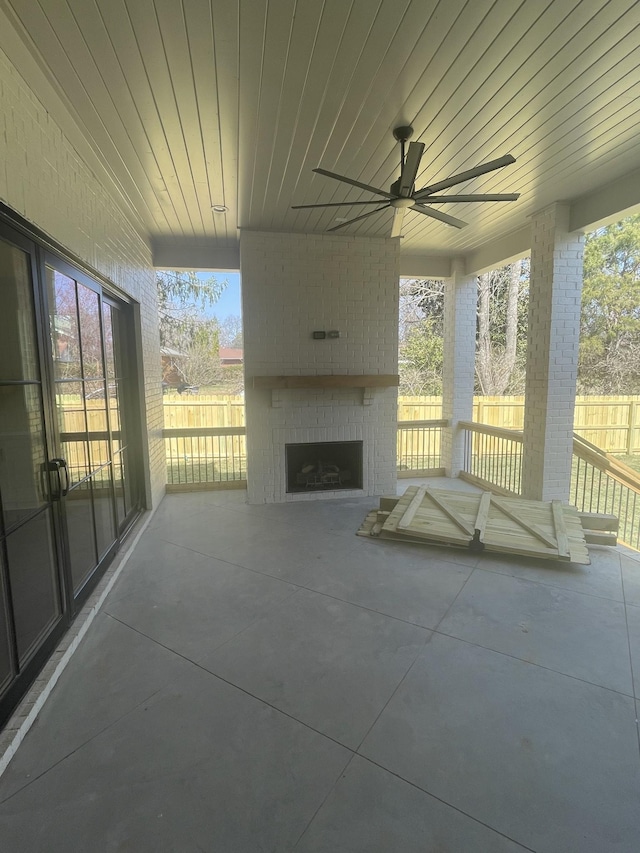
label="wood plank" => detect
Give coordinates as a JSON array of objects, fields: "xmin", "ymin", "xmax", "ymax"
[
  {"xmin": 584, "ymin": 532, "xmax": 618, "ymax": 547},
  {"xmin": 458, "ymin": 471, "xmax": 518, "ymax": 497},
  {"xmin": 358, "ymin": 506, "xmax": 432, "ymax": 546},
  {"xmin": 399, "ymin": 487, "xmax": 475, "ymax": 539},
  {"xmin": 379, "ymin": 496, "xmax": 400, "ymax": 512},
  {"xmin": 490, "ymin": 496, "xmax": 558, "ymax": 550},
  {"xmin": 398, "ymin": 467, "xmax": 447, "ymax": 479},
  {"xmin": 578, "ymin": 512, "xmax": 619, "ymax": 532},
  {"xmin": 380, "ymin": 487, "xmax": 419, "ymax": 536},
  {"xmin": 474, "ymin": 491, "xmax": 492, "ymax": 537},
  {"xmin": 372, "ymin": 487, "xmax": 590, "ymax": 564},
  {"xmin": 371, "ymin": 521, "xmax": 384, "ymax": 537},
  {"xmin": 382, "ymin": 487, "xmax": 471, "ymax": 546},
  {"xmin": 551, "ymin": 501, "xmax": 570, "ymax": 558},
  {"xmin": 397, "ymin": 487, "xmax": 427, "ymax": 530}
]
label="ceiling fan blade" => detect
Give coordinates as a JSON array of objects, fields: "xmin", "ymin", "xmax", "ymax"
[
  {"xmin": 326, "ymin": 205, "xmax": 390, "ymax": 232},
  {"xmin": 414, "ymin": 154, "xmax": 516, "ymax": 199},
  {"xmin": 398, "ymin": 141, "xmax": 425, "ymax": 197},
  {"xmin": 292, "ymin": 200, "xmax": 389, "ymax": 209},
  {"xmin": 390, "ymin": 207, "xmax": 406, "ymax": 238},
  {"xmin": 423, "ymin": 193, "xmax": 520, "ymax": 202},
  {"xmin": 411, "ymin": 204, "xmax": 468, "ymax": 229},
  {"xmin": 313, "ymin": 168, "xmax": 394, "ymax": 199}
]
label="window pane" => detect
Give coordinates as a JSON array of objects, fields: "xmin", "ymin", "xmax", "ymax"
[
  {"xmin": 85, "ymin": 383, "xmax": 109, "ymax": 472},
  {"xmin": 93, "ymin": 471, "xmax": 115, "ymax": 559},
  {"xmin": 65, "ymin": 481, "xmax": 97, "ymax": 592},
  {"xmin": 47, "ymin": 269, "xmax": 81, "ymax": 381},
  {"xmin": 110, "ymin": 382, "xmax": 121, "ymax": 435},
  {"xmin": 0, "ymin": 385, "xmax": 48, "ymax": 529},
  {"xmin": 113, "ymin": 450, "xmax": 126, "ymax": 525},
  {"xmin": 56, "ymin": 381, "xmax": 90, "ymax": 485},
  {"xmin": 0, "ymin": 240, "xmax": 39, "ymax": 382},
  {"xmin": 0, "ymin": 552, "xmax": 13, "ymax": 692},
  {"xmin": 6, "ymin": 510, "xmax": 61, "ymax": 664},
  {"xmin": 77, "ymin": 283, "xmax": 103, "ymax": 379},
  {"xmin": 103, "ymin": 303, "xmax": 116, "ymax": 380}
]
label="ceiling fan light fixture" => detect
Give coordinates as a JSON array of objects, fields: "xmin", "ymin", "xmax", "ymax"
[
  {"xmin": 296, "ymin": 127, "xmax": 518, "ymax": 237},
  {"xmin": 390, "ymin": 197, "xmax": 414, "ymax": 209}
]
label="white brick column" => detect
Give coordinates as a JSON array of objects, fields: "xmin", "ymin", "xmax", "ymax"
[
  {"xmin": 522, "ymin": 203, "xmax": 585, "ymax": 501},
  {"xmin": 442, "ymin": 260, "xmax": 477, "ymax": 476},
  {"xmin": 241, "ymin": 231, "xmax": 399, "ymax": 503}
]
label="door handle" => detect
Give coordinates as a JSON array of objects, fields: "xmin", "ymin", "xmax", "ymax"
[
  {"xmin": 48, "ymin": 458, "xmax": 69, "ymax": 499},
  {"xmin": 51, "ymin": 458, "xmax": 69, "ymax": 497},
  {"xmin": 47, "ymin": 459, "xmax": 63, "ymax": 501}
]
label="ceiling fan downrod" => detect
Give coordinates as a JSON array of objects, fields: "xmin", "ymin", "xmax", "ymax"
[
  {"xmin": 393, "ymin": 125, "xmax": 414, "ymax": 174},
  {"xmin": 294, "ymin": 123, "xmax": 519, "ymax": 235}
]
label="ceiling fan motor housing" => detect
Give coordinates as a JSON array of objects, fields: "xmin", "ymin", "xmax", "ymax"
[
  {"xmin": 392, "ymin": 125, "xmax": 414, "ymax": 143},
  {"xmin": 297, "ymin": 125, "xmax": 518, "ymax": 234}
]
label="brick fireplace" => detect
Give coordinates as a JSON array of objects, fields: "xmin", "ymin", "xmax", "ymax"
[
  {"xmin": 241, "ymin": 231, "xmax": 400, "ymax": 503},
  {"xmin": 285, "ymin": 440, "xmax": 363, "ymax": 494}
]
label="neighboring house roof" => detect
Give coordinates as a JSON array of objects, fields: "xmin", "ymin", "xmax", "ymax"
[{"xmin": 219, "ymin": 348, "xmax": 243, "ymax": 362}]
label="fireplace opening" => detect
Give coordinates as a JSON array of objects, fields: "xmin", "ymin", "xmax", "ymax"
[{"xmin": 285, "ymin": 441, "xmax": 363, "ymax": 493}]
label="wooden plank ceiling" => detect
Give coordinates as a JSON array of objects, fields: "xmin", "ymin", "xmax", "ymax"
[{"xmin": 3, "ymin": 0, "xmax": 640, "ymax": 259}]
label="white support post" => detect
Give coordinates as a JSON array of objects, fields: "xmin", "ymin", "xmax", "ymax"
[
  {"xmin": 522, "ymin": 203, "xmax": 585, "ymax": 501},
  {"xmin": 442, "ymin": 260, "xmax": 477, "ymax": 476}
]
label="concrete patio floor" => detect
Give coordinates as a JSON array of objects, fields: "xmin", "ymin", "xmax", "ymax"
[{"xmin": 1, "ymin": 483, "xmax": 640, "ymax": 852}]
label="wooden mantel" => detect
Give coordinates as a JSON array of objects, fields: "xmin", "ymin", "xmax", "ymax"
[{"xmin": 249, "ymin": 374, "xmax": 399, "ymax": 390}]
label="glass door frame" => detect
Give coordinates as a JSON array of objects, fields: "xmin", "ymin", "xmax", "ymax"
[
  {"xmin": 0, "ymin": 207, "xmax": 144, "ymax": 726},
  {"xmin": 42, "ymin": 252, "xmax": 144, "ymax": 610},
  {"xmin": 0, "ymin": 221, "xmax": 69, "ymax": 724}
]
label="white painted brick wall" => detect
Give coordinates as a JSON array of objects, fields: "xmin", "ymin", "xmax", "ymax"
[
  {"xmin": 0, "ymin": 48, "xmax": 164, "ymax": 507},
  {"xmin": 241, "ymin": 231, "xmax": 399, "ymax": 503},
  {"xmin": 522, "ymin": 203, "xmax": 585, "ymax": 501},
  {"xmin": 442, "ymin": 260, "xmax": 477, "ymax": 475}
]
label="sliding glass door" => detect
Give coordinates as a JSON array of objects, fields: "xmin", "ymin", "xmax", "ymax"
[
  {"xmin": 104, "ymin": 300, "xmax": 139, "ymax": 532},
  {"xmin": 0, "ymin": 223, "xmax": 142, "ymax": 725},
  {"xmin": 0, "ymin": 228, "xmax": 65, "ymax": 714},
  {"xmin": 47, "ymin": 266, "xmax": 117, "ymax": 595}
]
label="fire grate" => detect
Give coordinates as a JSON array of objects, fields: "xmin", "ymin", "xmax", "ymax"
[{"xmin": 285, "ymin": 441, "xmax": 363, "ymax": 493}]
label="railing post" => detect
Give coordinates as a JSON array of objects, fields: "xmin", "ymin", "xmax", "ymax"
[
  {"xmin": 442, "ymin": 261, "xmax": 477, "ymax": 477},
  {"xmin": 522, "ymin": 203, "xmax": 584, "ymax": 501},
  {"xmin": 627, "ymin": 401, "xmax": 637, "ymax": 455}
]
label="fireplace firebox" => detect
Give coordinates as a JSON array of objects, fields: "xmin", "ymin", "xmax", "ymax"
[{"xmin": 285, "ymin": 441, "xmax": 363, "ymax": 493}]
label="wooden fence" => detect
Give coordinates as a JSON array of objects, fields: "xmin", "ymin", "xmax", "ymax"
[
  {"xmin": 57, "ymin": 394, "xmax": 640, "ymax": 459},
  {"xmin": 162, "ymin": 395, "xmax": 246, "ymax": 429},
  {"xmin": 397, "ymin": 395, "xmax": 640, "ymax": 455},
  {"xmin": 161, "ymin": 394, "xmax": 640, "ymax": 456}
]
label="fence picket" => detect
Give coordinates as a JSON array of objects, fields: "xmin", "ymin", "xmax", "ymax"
[{"xmin": 60, "ymin": 394, "xmax": 640, "ymax": 458}]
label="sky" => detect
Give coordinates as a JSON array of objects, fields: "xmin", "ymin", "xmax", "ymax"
[{"xmin": 197, "ymin": 270, "xmax": 241, "ymax": 320}]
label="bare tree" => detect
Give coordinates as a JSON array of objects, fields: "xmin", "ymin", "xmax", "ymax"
[
  {"xmin": 219, "ymin": 314, "xmax": 244, "ymax": 348},
  {"xmin": 475, "ymin": 261, "xmax": 526, "ymax": 395}
]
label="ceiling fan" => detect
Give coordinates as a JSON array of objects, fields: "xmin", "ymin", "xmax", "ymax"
[{"xmin": 292, "ymin": 126, "xmax": 519, "ymax": 237}]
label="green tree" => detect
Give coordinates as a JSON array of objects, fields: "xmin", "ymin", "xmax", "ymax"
[
  {"xmin": 157, "ymin": 270, "xmax": 228, "ymax": 389},
  {"xmin": 398, "ymin": 279, "xmax": 445, "ymax": 395},
  {"xmin": 579, "ymin": 214, "xmax": 640, "ymax": 393},
  {"xmin": 399, "ymin": 262, "xmax": 530, "ymax": 397},
  {"xmin": 475, "ymin": 260, "xmax": 529, "ymax": 395},
  {"xmin": 156, "ymin": 270, "xmax": 227, "ymax": 351},
  {"xmin": 401, "ymin": 319, "xmax": 444, "ymax": 394}
]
